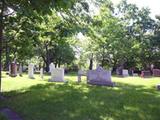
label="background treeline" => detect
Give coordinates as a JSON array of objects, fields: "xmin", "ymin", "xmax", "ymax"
[{"xmin": 1, "ymin": 0, "xmax": 160, "ymax": 72}]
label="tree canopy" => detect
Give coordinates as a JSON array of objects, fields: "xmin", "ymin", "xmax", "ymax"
[{"xmin": 1, "ymin": 0, "xmax": 160, "ymax": 91}]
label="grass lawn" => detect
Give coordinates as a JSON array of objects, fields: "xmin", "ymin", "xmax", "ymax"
[{"xmin": 0, "ymin": 72, "xmax": 160, "ymax": 120}]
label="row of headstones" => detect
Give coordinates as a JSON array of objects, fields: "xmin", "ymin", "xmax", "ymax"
[
  {"xmin": 141, "ymin": 69, "xmax": 160, "ymax": 77},
  {"xmin": 28, "ymin": 63, "xmax": 114, "ymax": 86},
  {"xmin": 116, "ymin": 69, "xmax": 160, "ymax": 77},
  {"xmin": 8, "ymin": 62, "xmax": 65, "ymax": 82},
  {"xmin": 29, "ymin": 63, "xmax": 65, "ymax": 82},
  {"xmin": 7, "ymin": 62, "xmax": 160, "ymax": 88}
]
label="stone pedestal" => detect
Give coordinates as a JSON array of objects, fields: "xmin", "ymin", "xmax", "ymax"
[{"xmin": 28, "ymin": 63, "xmax": 34, "ymax": 79}]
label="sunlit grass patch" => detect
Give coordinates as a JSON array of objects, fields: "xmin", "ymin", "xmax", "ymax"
[{"xmin": 1, "ymin": 71, "xmax": 160, "ymax": 120}]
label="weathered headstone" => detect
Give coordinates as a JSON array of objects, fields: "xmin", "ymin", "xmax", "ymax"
[
  {"xmin": 19, "ymin": 64, "xmax": 23, "ymax": 76},
  {"xmin": 153, "ymin": 69, "xmax": 160, "ymax": 77},
  {"xmin": 77, "ymin": 70, "xmax": 86, "ymax": 82},
  {"xmin": 40, "ymin": 68, "xmax": 43, "ymax": 79},
  {"xmin": 49, "ymin": 68, "xmax": 64, "ymax": 82},
  {"xmin": 10, "ymin": 62, "xmax": 17, "ymax": 77},
  {"xmin": 87, "ymin": 66, "xmax": 114, "ymax": 86},
  {"xmin": 133, "ymin": 73, "xmax": 138, "ymax": 76},
  {"xmin": 122, "ymin": 69, "xmax": 129, "ymax": 77},
  {"xmin": 28, "ymin": 63, "xmax": 34, "ymax": 79},
  {"xmin": 141, "ymin": 71, "xmax": 151, "ymax": 78}
]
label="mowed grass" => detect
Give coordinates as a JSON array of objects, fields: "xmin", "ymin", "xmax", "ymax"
[{"xmin": 0, "ymin": 72, "xmax": 160, "ymax": 120}]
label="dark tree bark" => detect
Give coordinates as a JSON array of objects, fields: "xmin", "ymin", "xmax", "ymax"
[
  {"xmin": 45, "ymin": 61, "xmax": 50, "ymax": 72},
  {"xmin": 0, "ymin": 0, "xmax": 4, "ymax": 93},
  {"xmin": 89, "ymin": 58, "xmax": 93, "ymax": 70},
  {"xmin": 5, "ymin": 38, "xmax": 9, "ymax": 71},
  {"xmin": 89, "ymin": 53, "xmax": 93, "ymax": 70},
  {"xmin": 101, "ymin": 47, "xmax": 105, "ymax": 67},
  {"xmin": 58, "ymin": 59, "xmax": 61, "ymax": 68}
]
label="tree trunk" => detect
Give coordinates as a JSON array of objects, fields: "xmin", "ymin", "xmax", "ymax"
[
  {"xmin": 89, "ymin": 58, "xmax": 93, "ymax": 70},
  {"xmin": 45, "ymin": 44, "xmax": 50, "ymax": 72},
  {"xmin": 58, "ymin": 59, "xmax": 61, "ymax": 68},
  {"xmin": 45, "ymin": 61, "xmax": 50, "ymax": 72},
  {"xmin": 55, "ymin": 63, "xmax": 57, "ymax": 68},
  {"xmin": 101, "ymin": 47, "xmax": 105, "ymax": 67},
  {"xmin": 5, "ymin": 38, "xmax": 9, "ymax": 71},
  {"xmin": 0, "ymin": 0, "xmax": 4, "ymax": 93}
]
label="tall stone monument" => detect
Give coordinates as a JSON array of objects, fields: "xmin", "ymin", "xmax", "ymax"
[
  {"xmin": 28, "ymin": 63, "xmax": 34, "ymax": 79},
  {"xmin": 49, "ymin": 63, "xmax": 55, "ymax": 73},
  {"xmin": 19, "ymin": 64, "xmax": 23, "ymax": 76},
  {"xmin": 40, "ymin": 68, "xmax": 44, "ymax": 79}
]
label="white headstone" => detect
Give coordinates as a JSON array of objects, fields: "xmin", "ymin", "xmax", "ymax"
[
  {"xmin": 87, "ymin": 67, "xmax": 114, "ymax": 86},
  {"xmin": 28, "ymin": 63, "xmax": 34, "ymax": 79},
  {"xmin": 122, "ymin": 69, "xmax": 129, "ymax": 77},
  {"xmin": 49, "ymin": 63, "xmax": 55, "ymax": 73},
  {"xmin": 40, "ymin": 68, "xmax": 43, "ymax": 79},
  {"xmin": 49, "ymin": 68, "xmax": 64, "ymax": 82}
]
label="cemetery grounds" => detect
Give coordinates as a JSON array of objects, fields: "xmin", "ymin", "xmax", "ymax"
[{"xmin": 0, "ymin": 72, "xmax": 160, "ymax": 120}]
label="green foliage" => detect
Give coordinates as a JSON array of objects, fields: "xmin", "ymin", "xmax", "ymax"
[{"xmin": 2, "ymin": 0, "xmax": 160, "ymax": 71}]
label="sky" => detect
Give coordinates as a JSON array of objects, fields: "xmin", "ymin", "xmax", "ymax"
[{"xmin": 112, "ymin": 0, "xmax": 160, "ymax": 19}]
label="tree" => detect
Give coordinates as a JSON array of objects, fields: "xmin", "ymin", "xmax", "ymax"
[
  {"xmin": 115, "ymin": 0, "xmax": 156, "ymax": 69},
  {"xmin": 0, "ymin": 0, "xmax": 82, "ymax": 92}
]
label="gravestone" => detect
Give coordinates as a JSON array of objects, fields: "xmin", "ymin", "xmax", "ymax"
[
  {"xmin": 10, "ymin": 62, "xmax": 17, "ymax": 77},
  {"xmin": 49, "ymin": 63, "xmax": 55, "ymax": 73},
  {"xmin": 77, "ymin": 70, "xmax": 86, "ymax": 82},
  {"xmin": 19, "ymin": 64, "xmax": 23, "ymax": 76},
  {"xmin": 40, "ymin": 68, "xmax": 43, "ymax": 79},
  {"xmin": 87, "ymin": 66, "xmax": 114, "ymax": 86},
  {"xmin": 133, "ymin": 73, "xmax": 138, "ymax": 76},
  {"xmin": 153, "ymin": 69, "xmax": 160, "ymax": 77},
  {"xmin": 141, "ymin": 71, "xmax": 151, "ymax": 78},
  {"xmin": 122, "ymin": 69, "xmax": 129, "ymax": 77},
  {"xmin": 49, "ymin": 68, "xmax": 65, "ymax": 82},
  {"xmin": 28, "ymin": 63, "xmax": 34, "ymax": 79}
]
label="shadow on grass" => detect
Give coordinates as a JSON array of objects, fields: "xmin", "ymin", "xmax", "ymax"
[{"xmin": 1, "ymin": 82, "xmax": 160, "ymax": 120}]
